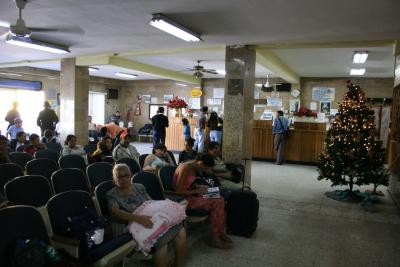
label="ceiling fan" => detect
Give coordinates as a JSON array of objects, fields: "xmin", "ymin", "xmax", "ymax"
[
  {"xmin": 186, "ymin": 60, "xmax": 218, "ymax": 79},
  {"xmin": 0, "ymin": 0, "xmax": 83, "ymax": 41},
  {"xmin": 261, "ymin": 74, "xmax": 281, "ymax": 92}
]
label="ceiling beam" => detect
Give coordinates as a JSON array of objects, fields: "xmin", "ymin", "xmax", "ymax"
[
  {"xmin": 256, "ymin": 49, "xmax": 300, "ymax": 84},
  {"xmin": 109, "ymin": 56, "xmax": 200, "ymax": 85},
  {"xmin": 118, "ymin": 46, "xmax": 224, "ymax": 57},
  {"xmin": 0, "ymin": 59, "xmax": 59, "ymax": 68},
  {"xmin": 76, "ymin": 55, "xmax": 111, "ymax": 66},
  {"xmin": 254, "ymin": 40, "xmax": 394, "ymax": 50}
]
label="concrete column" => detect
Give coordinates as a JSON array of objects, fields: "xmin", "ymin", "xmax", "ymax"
[
  {"xmin": 389, "ymin": 41, "xmax": 400, "ymax": 194},
  {"xmin": 222, "ymin": 45, "xmax": 255, "ymax": 185},
  {"xmin": 59, "ymin": 58, "xmax": 89, "ymax": 145}
]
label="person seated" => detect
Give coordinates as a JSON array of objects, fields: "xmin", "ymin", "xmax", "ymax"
[
  {"xmin": 23, "ymin": 134, "xmax": 46, "ymax": 156},
  {"xmin": 178, "ymin": 138, "xmax": 197, "ymax": 164},
  {"xmin": 106, "ymin": 164, "xmax": 186, "ymax": 267},
  {"xmin": 0, "ymin": 135, "xmax": 11, "ymax": 163},
  {"xmin": 174, "ymin": 154, "xmax": 233, "ymax": 249},
  {"xmin": 41, "ymin": 129, "xmax": 60, "ymax": 144},
  {"xmin": 6, "ymin": 118, "xmax": 24, "ymax": 140},
  {"xmin": 88, "ymin": 136, "xmax": 113, "ymax": 164},
  {"xmin": 62, "ymin": 134, "xmax": 87, "ymax": 163},
  {"xmin": 10, "ymin": 131, "xmax": 28, "ymax": 152},
  {"xmin": 206, "ymin": 142, "xmax": 247, "ymax": 191},
  {"xmin": 143, "ymin": 144, "xmax": 175, "ymax": 171},
  {"xmin": 112, "ymin": 133, "xmax": 140, "ymax": 162}
]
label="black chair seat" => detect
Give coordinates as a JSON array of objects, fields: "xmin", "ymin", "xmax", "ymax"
[
  {"xmin": 51, "ymin": 168, "xmax": 90, "ymax": 194},
  {"xmin": 84, "ymin": 144, "xmax": 97, "ymax": 155},
  {"xmin": 132, "ymin": 172, "xmax": 165, "ymax": 200},
  {"xmin": 138, "ymin": 154, "xmax": 148, "ymax": 169},
  {"xmin": 5, "ymin": 175, "xmax": 52, "ymax": 207},
  {"xmin": 159, "ymin": 165, "xmax": 177, "ymax": 191},
  {"xmin": 35, "ymin": 149, "xmax": 60, "ymax": 164},
  {"xmin": 86, "ymin": 162, "xmax": 113, "ymax": 188},
  {"xmin": 94, "ymin": 181, "xmax": 114, "ymax": 217},
  {"xmin": 59, "ymin": 154, "xmax": 87, "ymax": 171},
  {"xmin": 0, "ymin": 163, "xmax": 24, "ymax": 193},
  {"xmin": 45, "ymin": 142, "xmax": 62, "ymax": 153},
  {"xmin": 116, "ymin": 158, "xmax": 141, "ymax": 175},
  {"xmin": 9, "ymin": 152, "xmax": 33, "ymax": 170},
  {"xmin": 85, "ymin": 233, "xmax": 132, "ymax": 263},
  {"xmin": 26, "ymin": 158, "xmax": 59, "ymax": 182}
]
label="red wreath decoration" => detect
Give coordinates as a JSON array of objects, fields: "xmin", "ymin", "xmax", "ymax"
[
  {"xmin": 167, "ymin": 96, "xmax": 188, "ymax": 109},
  {"xmin": 293, "ymin": 107, "xmax": 317, "ymax": 118}
]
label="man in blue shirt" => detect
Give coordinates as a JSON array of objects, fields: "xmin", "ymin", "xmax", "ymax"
[{"xmin": 272, "ymin": 110, "xmax": 289, "ymax": 165}]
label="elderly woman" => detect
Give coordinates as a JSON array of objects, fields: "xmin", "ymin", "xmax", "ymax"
[
  {"xmin": 174, "ymin": 154, "xmax": 232, "ymax": 249},
  {"xmin": 143, "ymin": 143, "xmax": 175, "ymax": 171},
  {"xmin": 106, "ymin": 164, "xmax": 186, "ymax": 267}
]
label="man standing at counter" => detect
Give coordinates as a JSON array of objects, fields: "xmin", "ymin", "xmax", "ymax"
[
  {"xmin": 151, "ymin": 106, "xmax": 169, "ymax": 147},
  {"xmin": 193, "ymin": 106, "xmax": 208, "ymax": 153},
  {"xmin": 273, "ymin": 110, "xmax": 289, "ymax": 165}
]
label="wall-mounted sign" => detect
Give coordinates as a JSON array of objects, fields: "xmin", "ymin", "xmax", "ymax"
[
  {"xmin": 312, "ymin": 87, "xmax": 335, "ymax": 101},
  {"xmin": 190, "ymin": 89, "xmax": 202, "ymax": 97},
  {"xmin": 213, "ymin": 88, "xmax": 224, "ymax": 98},
  {"xmin": 266, "ymin": 97, "xmax": 282, "ymax": 107}
]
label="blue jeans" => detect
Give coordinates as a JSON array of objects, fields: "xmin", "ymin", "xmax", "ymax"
[
  {"xmin": 210, "ymin": 130, "xmax": 222, "ymax": 144},
  {"xmin": 193, "ymin": 128, "xmax": 206, "ymax": 152}
]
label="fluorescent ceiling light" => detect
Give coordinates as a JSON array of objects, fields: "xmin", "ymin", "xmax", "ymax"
[
  {"xmin": 350, "ymin": 68, "xmax": 366, "ymax": 75},
  {"xmin": 0, "ymin": 21, "xmax": 10, "ymax": 28},
  {"xmin": 149, "ymin": 13, "xmax": 201, "ymax": 42},
  {"xmin": 216, "ymin": 70, "xmax": 226, "ymax": 75},
  {"xmin": 176, "ymin": 83, "xmax": 187, "ymax": 87},
  {"xmin": 353, "ymin": 51, "xmax": 368, "ymax": 64},
  {"xmin": 89, "ymin": 67, "xmax": 99, "ymax": 72},
  {"xmin": 0, "ymin": 72, "xmax": 22, "ymax": 77},
  {"xmin": 255, "ymin": 83, "xmax": 263, "ymax": 87},
  {"xmin": 5, "ymin": 35, "xmax": 70, "ymax": 54},
  {"xmin": 115, "ymin": 72, "xmax": 137, "ymax": 79}
]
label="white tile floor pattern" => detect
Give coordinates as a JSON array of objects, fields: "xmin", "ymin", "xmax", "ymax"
[{"xmin": 127, "ymin": 142, "xmax": 400, "ymax": 267}]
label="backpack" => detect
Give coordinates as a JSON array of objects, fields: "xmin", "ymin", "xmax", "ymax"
[
  {"xmin": 138, "ymin": 124, "xmax": 153, "ymax": 135},
  {"xmin": 12, "ymin": 238, "xmax": 58, "ymax": 267}
]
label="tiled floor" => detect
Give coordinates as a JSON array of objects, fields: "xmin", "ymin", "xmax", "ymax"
[{"xmin": 128, "ymin": 142, "xmax": 400, "ymax": 267}]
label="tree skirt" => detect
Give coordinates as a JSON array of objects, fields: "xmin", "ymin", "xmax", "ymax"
[{"xmin": 325, "ymin": 190, "xmax": 369, "ymax": 203}]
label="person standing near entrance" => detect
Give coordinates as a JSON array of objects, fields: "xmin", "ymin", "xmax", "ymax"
[
  {"xmin": 37, "ymin": 101, "xmax": 59, "ymax": 136},
  {"xmin": 193, "ymin": 106, "xmax": 208, "ymax": 153},
  {"xmin": 5, "ymin": 101, "xmax": 20, "ymax": 130},
  {"xmin": 151, "ymin": 107, "xmax": 169, "ymax": 147},
  {"xmin": 273, "ymin": 110, "xmax": 289, "ymax": 165}
]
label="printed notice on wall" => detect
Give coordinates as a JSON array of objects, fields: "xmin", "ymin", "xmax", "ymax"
[
  {"xmin": 213, "ymin": 88, "xmax": 225, "ymax": 99},
  {"xmin": 312, "ymin": 87, "xmax": 335, "ymax": 101},
  {"xmin": 266, "ymin": 97, "xmax": 283, "ymax": 107},
  {"xmin": 188, "ymin": 97, "xmax": 201, "ymax": 109}
]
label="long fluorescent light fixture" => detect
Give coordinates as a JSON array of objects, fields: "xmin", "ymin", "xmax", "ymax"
[
  {"xmin": 350, "ymin": 68, "xmax": 366, "ymax": 75},
  {"xmin": 149, "ymin": 13, "xmax": 202, "ymax": 42},
  {"xmin": 5, "ymin": 35, "xmax": 70, "ymax": 54},
  {"xmin": 115, "ymin": 72, "xmax": 138, "ymax": 79},
  {"xmin": 216, "ymin": 70, "xmax": 226, "ymax": 75},
  {"xmin": 89, "ymin": 67, "xmax": 99, "ymax": 72},
  {"xmin": 353, "ymin": 51, "xmax": 368, "ymax": 64}
]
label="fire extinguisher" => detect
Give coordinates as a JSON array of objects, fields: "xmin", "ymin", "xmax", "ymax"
[{"xmin": 135, "ymin": 95, "xmax": 141, "ymax": 116}]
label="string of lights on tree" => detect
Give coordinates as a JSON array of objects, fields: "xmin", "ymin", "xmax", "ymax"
[{"xmin": 317, "ymin": 81, "xmax": 388, "ymax": 196}]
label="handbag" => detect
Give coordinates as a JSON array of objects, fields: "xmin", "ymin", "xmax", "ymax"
[{"xmin": 278, "ymin": 118, "xmax": 289, "ymax": 139}]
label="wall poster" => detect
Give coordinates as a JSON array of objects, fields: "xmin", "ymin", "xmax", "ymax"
[
  {"xmin": 312, "ymin": 87, "xmax": 335, "ymax": 102},
  {"xmin": 320, "ymin": 101, "xmax": 331, "ymax": 115}
]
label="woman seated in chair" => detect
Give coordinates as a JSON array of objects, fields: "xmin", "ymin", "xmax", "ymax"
[
  {"xmin": 88, "ymin": 136, "xmax": 113, "ymax": 164},
  {"xmin": 174, "ymin": 153, "xmax": 233, "ymax": 249},
  {"xmin": 178, "ymin": 138, "xmax": 197, "ymax": 164},
  {"xmin": 143, "ymin": 143, "xmax": 175, "ymax": 171},
  {"xmin": 106, "ymin": 164, "xmax": 186, "ymax": 267},
  {"xmin": 62, "ymin": 134, "xmax": 87, "ymax": 163},
  {"xmin": 23, "ymin": 134, "xmax": 46, "ymax": 156}
]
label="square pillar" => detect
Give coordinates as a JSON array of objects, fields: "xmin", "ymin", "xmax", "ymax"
[
  {"xmin": 222, "ymin": 45, "xmax": 256, "ymax": 184},
  {"xmin": 59, "ymin": 58, "xmax": 89, "ymax": 145}
]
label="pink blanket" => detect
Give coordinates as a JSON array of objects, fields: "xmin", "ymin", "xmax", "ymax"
[{"xmin": 128, "ymin": 199, "xmax": 186, "ymax": 255}]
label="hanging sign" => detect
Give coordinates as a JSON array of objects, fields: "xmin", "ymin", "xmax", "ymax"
[{"xmin": 190, "ymin": 89, "xmax": 202, "ymax": 97}]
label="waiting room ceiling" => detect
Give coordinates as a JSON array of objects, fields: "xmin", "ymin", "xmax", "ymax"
[{"xmin": 0, "ymin": 0, "xmax": 399, "ymax": 79}]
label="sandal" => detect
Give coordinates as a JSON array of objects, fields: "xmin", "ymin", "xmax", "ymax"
[
  {"xmin": 209, "ymin": 238, "xmax": 232, "ymax": 250},
  {"xmin": 220, "ymin": 234, "xmax": 233, "ymax": 244}
]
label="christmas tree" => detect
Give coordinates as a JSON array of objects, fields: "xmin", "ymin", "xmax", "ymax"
[{"xmin": 318, "ymin": 81, "xmax": 388, "ymax": 198}]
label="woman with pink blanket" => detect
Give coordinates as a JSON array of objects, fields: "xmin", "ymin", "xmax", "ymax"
[{"xmin": 106, "ymin": 164, "xmax": 186, "ymax": 267}]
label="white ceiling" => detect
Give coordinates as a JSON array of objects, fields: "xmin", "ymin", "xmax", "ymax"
[{"xmin": 0, "ymin": 0, "xmax": 399, "ymax": 79}]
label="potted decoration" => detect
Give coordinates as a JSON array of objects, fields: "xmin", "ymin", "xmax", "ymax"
[
  {"xmin": 168, "ymin": 96, "xmax": 188, "ymax": 117},
  {"xmin": 293, "ymin": 107, "xmax": 318, "ymax": 122}
]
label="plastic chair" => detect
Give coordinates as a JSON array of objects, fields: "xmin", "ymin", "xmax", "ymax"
[
  {"xmin": 103, "ymin": 156, "xmax": 115, "ymax": 164},
  {"xmin": 94, "ymin": 180, "xmax": 115, "ymax": 217},
  {"xmin": 46, "ymin": 190, "xmax": 135, "ymax": 265},
  {"xmin": 34, "ymin": 149, "xmax": 60, "ymax": 164},
  {"xmin": 9, "ymin": 152, "xmax": 33, "ymax": 170},
  {"xmin": 51, "ymin": 168, "xmax": 90, "ymax": 194},
  {"xmin": 45, "ymin": 142, "xmax": 62, "ymax": 153},
  {"xmin": 26, "ymin": 158, "xmax": 59, "ymax": 182},
  {"xmin": 84, "ymin": 144, "xmax": 97, "ymax": 155},
  {"xmin": 0, "ymin": 206, "xmax": 50, "ymax": 267},
  {"xmin": 86, "ymin": 162, "xmax": 113, "ymax": 188},
  {"xmin": 0, "ymin": 163, "xmax": 24, "ymax": 194},
  {"xmin": 5, "ymin": 175, "xmax": 52, "ymax": 207},
  {"xmin": 139, "ymin": 154, "xmax": 148, "ymax": 169},
  {"xmin": 116, "ymin": 158, "xmax": 141, "ymax": 175},
  {"xmin": 132, "ymin": 172, "xmax": 166, "ymax": 200},
  {"xmin": 59, "ymin": 154, "xmax": 86, "ymax": 172}
]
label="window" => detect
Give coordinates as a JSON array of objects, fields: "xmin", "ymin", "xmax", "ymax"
[
  {"xmin": 0, "ymin": 88, "xmax": 44, "ymax": 136},
  {"xmin": 89, "ymin": 92, "xmax": 105, "ymax": 125}
]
